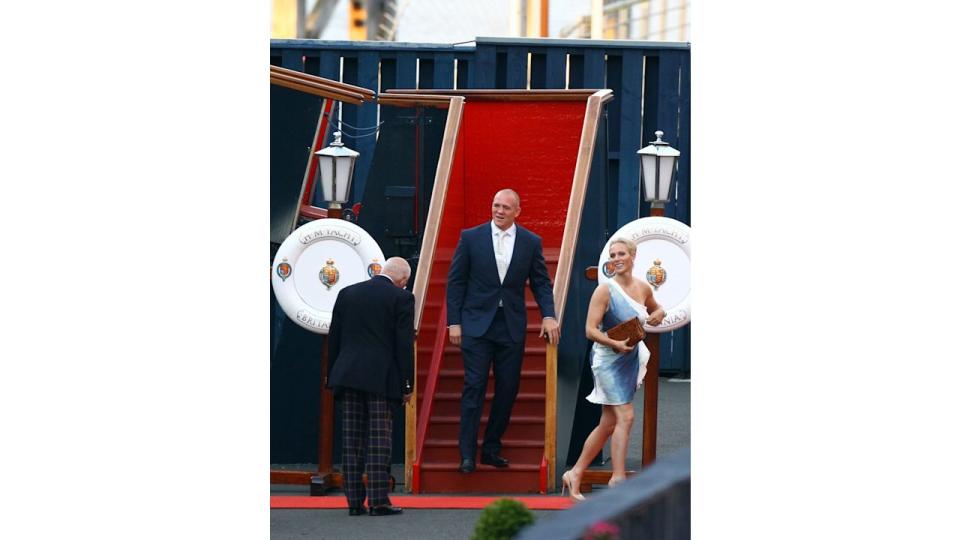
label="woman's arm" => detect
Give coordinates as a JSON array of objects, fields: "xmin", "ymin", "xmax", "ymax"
[
  {"xmin": 643, "ymin": 282, "xmax": 666, "ymax": 326},
  {"xmin": 585, "ymin": 284, "xmax": 632, "ymax": 353}
]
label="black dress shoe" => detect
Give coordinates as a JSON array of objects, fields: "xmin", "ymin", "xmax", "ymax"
[
  {"xmin": 480, "ymin": 453, "xmax": 510, "ymax": 468},
  {"xmin": 459, "ymin": 458, "xmax": 476, "ymax": 473},
  {"xmin": 369, "ymin": 505, "xmax": 403, "ymax": 516},
  {"xmin": 348, "ymin": 507, "xmax": 367, "ymax": 516}
]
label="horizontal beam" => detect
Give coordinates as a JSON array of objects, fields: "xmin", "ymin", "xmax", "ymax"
[
  {"xmin": 377, "ymin": 93, "xmax": 459, "ymax": 108},
  {"xmin": 475, "ymin": 36, "xmax": 690, "ymax": 50},
  {"xmin": 385, "ymin": 89, "xmax": 604, "ymax": 102},
  {"xmin": 270, "ymin": 37, "xmax": 690, "ymax": 52},
  {"xmin": 271, "ymin": 39, "xmax": 473, "ymax": 52}
]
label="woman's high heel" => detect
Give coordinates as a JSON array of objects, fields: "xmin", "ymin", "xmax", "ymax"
[{"xmin": 562, "ymin": 471, "xmax": 586, "ymax": 501}]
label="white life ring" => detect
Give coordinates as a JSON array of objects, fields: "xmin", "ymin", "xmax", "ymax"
[
  {"xmin": 271, "ymin": 218, "xmax": 386, "ymax": 334},
  {"xmin": 598, "ymin": 216, "xmax": 691, "ymax": 333}
]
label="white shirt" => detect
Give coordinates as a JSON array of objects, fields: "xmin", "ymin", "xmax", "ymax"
[{"xmin": 491, "ymin": 221, "xmax": 516, "ymax": 275}]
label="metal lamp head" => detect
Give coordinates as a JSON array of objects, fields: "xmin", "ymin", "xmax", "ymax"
[
  {"xmin": 637, "ymin": 130, "xmax": 681, "ymax": 208},
  {"xmin": 315, "ymin": 131, "xmax": 360, "ymax": 208}
]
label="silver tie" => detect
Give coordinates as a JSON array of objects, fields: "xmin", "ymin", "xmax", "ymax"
[{"xmin": 495, "ymin": 231, "xmax": 508, "ymax": 283}]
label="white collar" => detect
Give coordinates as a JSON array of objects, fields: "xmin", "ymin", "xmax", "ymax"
[{"xmin": 490, "ymin": 221, "xmax": 517, "ymax": 237}]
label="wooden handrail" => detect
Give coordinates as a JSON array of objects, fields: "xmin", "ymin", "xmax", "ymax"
[
  {"xmin": 270, "ymin": 65, "xmax": 375, "ymax": 99},
  {"xmin": 270, "ymin": 72, "xmax": 367, "ymax": 104},
  {"xmin": 409, "ymin": 96, "xmax": 465, "ymax": 331},
  {"xmin": 411, "ymin": 303, "xmax": 448, "ymax": 493},
  {"xmin": 551, "ymin": 89, "xmax": 614, "ymax": 325},
  {"xmin": 543, "ymin": 89, "xmax": 614, "ymax": 493}
]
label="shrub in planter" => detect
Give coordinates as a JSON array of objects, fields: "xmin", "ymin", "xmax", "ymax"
[{"xmin": 471, "ymin": 498, "xmax": 536, "ymax": 540}]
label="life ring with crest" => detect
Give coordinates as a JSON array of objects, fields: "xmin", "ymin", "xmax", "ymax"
[
  {"xmin": 271, "ymin": 218, "xmax": 385, "ymax": 334},
  {"xmin": 597, "ymin": 216, "xmax": 691, "ymax": 333}
]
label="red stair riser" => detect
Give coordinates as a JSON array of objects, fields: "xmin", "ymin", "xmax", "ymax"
[
  {"xmin": 421, "ymin": 445, "xmax": 544, "ymax": 463},
  {"xmin": 430, "ymin": 399, "xmax": 545, "ymax": 417},
  {"xmin": 434, "ymin": 375, "xmax": 545, "ymax": 394},
  {"xmin": 417, "ymin": 469, "xmax": 542, "ymax": 494},
  {"xmin": 434, "ymin": 355, "xmax": 547, "ymax": 371},
  {"xmin": 427, "ymin": 422, "xmax": 544, "ymax": 440}
]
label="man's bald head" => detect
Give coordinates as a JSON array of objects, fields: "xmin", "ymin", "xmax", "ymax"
[
  {"xmin": 495, "ymin": 188, "xmax": 520, "ymax": 208},
  {"xmin": 380, "ymin": 257, "xmax": 411, "ymax": 288}
]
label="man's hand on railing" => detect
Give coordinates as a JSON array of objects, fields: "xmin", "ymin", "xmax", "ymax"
[{"xmin": 540, "ymin": 317, "xmax": 560, "ymax": 345}]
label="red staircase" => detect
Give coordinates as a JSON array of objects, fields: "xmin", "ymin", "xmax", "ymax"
[{"xmin": 413, "ymin": 250, "xmax": 559, "ymax": 493}]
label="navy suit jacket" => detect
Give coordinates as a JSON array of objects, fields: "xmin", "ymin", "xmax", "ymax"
[
  {"xmin": 446, "ymin": 222, "xmax": 556, "ymax": 343},
  {"xmin": 327, "ymin": 275, "xmax": 415, "ymax": 400}
]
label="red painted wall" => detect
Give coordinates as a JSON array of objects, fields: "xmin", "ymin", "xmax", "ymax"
[
  {"xmin": 459, "ymin": 101, "xmax": 586, "ymax": 247},
  {"xmin": 430, "ymin": 99, "xmax": 588, "ymax": 279}
]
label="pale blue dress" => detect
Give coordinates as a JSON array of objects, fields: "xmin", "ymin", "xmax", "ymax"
[{"xmin": 585, "ymin": 280, "xmax": 651, "ymax": 405}]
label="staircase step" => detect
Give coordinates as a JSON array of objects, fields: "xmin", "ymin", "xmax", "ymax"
[
  {"xmin": 421, "ymin": 462, "xmax": 541, "ymax": 472},
  {"xmin": 417, "ymin": 464, "xmax": 542, "ymax": 494},
  {"xmin": 435, "ymin": 391, "xmax": 544, "ymax": 401},
  {"xmin": 436, "ymin": 369, "xmax": 546, "ymax": 378},
  {"xmin": 424, "ymin": 355, "xmax": 547, "ymax": 373},
  {"xmin": 417, "ymin": 344, "xmax": 549, "ymax": 358},
  {"xmin": 431, "ymin": 392, "xmax": 545, "ymax": 417},
  {"xmin": 428, "ymin": 369, "xmax": 546, "ymax": 394},
  {"xmin": 416, "ymin": 372, "xmax": 546, "ymax": 390},
  {"xmin": 428, "ymin": 415, "xmax": 545, "ymax": 439},
  {"xmin": 421, "ymin": 439, "xmax": 544, "ymax": 463}
]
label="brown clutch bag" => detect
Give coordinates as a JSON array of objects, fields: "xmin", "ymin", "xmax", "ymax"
[{"xmin": 606, "ymin": 316, "xmax": 645, "ymax": 346}]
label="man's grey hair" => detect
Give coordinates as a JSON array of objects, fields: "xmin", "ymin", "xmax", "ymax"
[{"xmin": 381, "ymin": 257, "xmax": 411, "ymax": 281}]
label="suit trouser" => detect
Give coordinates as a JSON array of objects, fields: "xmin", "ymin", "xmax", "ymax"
[
  {"xmin": 459, "ymin": 308, "xmax": 525, "ymax": 459},
  {"xmin": 340, "ymin": 388, "xmax": 393, "ymax": 508}
]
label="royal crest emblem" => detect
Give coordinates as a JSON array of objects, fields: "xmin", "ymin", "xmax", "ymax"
[
  {"xmin": 276, "ymin": 259, "xmax": 292, "ymax": 282},
  {"xmin": 367, "ymin": 259, "xmax": 382, "ymax": 278},
  {"xmin": 646, "ymin": 259, "xmax": 667, "ymax": 290},
  {"xmin": 319, "ymin": 258, "xmax": 340, "ymax": 289},
  {"xmin": 602, "ymin": 260, "xmax": 617, "ymax": 278}
]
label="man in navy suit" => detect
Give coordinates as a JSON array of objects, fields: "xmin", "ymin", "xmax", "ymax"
[
  {"xmin": 328, "ymin": 257, "xmax": 414, "ymax": 516},
  {"xmin": 446, "ymin": 189, "xmax": 560, "ymax": 473}
]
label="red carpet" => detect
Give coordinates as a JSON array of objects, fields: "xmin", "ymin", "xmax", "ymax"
[{"xmin": 271, "ymin": 495, "xmax": 574, "ymax": 510}]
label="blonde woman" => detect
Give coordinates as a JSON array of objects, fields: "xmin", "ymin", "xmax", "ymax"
[{"xmin": 562, "ymin": 238, "xmax": 665, "ymax": 500}]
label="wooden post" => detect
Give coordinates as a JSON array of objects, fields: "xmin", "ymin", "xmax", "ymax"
[
  {"xmin": 326, "ymin": 206, "xmax": 343, "ymax": 220},
  {"xmin": 641, "ymin": 205, "xmax": 665, "ymax": 467},
  {"xmin": 310, "ymin": 338, "xmax": 341, "ymax": 494},
  {"xmin": 319, "ymin": 340, "xmax": 334, "ymax": 471},
  {"xmin": 405, "ymin": 343, "xmax": 416, "ymax": 492},
  {"xmin": 545, "ymin": 342, "xmax": 558, "ymax": 492},
  {"xmin": 641, "ymin": 333, "xmax": 660, "ymax": 467}
]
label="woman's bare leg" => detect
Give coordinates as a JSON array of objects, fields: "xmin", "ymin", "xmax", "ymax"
[
  {"xmin": 564, "ymin": 406, "xmax": 617, "ymax": 495},
  {"xmin": 608, "ymin": 402, "xmax": 635, "ymax": 485}
]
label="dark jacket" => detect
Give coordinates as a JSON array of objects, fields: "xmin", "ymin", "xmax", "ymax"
[
  {"xmin": 327, "ymin": 275, "xmax": 415, "ymax": 400},
  {"xmin": 446, "ymin": 222, "xmax": 556, "ymax": 343}
]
